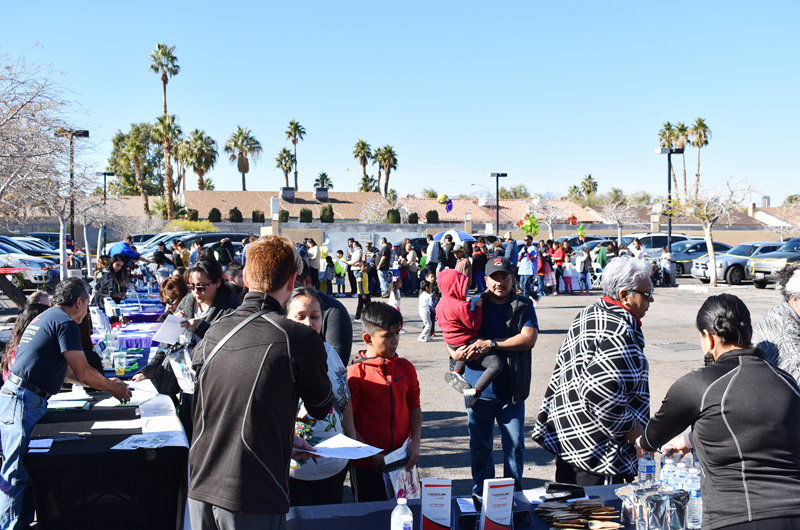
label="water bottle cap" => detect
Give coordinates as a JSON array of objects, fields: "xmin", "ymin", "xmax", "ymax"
[{"xmin": 397, "ymin": 498, "xmax": 407, "ymax": 505}]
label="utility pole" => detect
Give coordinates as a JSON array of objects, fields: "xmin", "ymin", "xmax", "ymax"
[{"xmin": 489, "ymin": 173, "xmax": 507, "ymax": 236}]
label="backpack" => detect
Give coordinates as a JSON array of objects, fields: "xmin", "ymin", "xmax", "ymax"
[{"xmin": 437, "ymin": 242, "xmax": 446, "ymax": 263}]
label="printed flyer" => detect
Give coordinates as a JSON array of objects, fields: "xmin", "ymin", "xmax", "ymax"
[
  {"xmin": 422, "ymin": 478, "xmax": 451, "ymax": 530},
  {"xmin": 480, "ymin": 478, "xmax": 514, "ymax": 530}
]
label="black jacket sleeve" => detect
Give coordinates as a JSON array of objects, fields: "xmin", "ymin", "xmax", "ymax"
[
  {"xmin": 321, "ymin": 294, "xmax": 353, "ymax": 366},
  {"xmin": 194, "ymin": 294, "xmax": 241, "ymax": 338},
  {"xmin": 295, "ymin": 326, "xmax": 335, "ymax": 420},
  {"xmin": 641, "ymin": 372, "xmax": 701, "ymax": 452}
]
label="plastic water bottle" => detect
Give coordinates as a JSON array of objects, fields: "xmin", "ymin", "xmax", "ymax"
[
  {"xmin": 660, "ymin": 457, "xmax": 675, "ymax": 488},
  {"xmin": 638, "ymin": 454, "xmax": 656, "ymax": 485},
  {"xmin": 673, "ymin": 462, "xmax": 688, "ymax": 491},
  {"xmin": 391, "ymin": 498, "xmax": 413, "ymax": 530},
  {"xmin": 687, "ymin": 471, "xmax": 702, "ymax": 529}
]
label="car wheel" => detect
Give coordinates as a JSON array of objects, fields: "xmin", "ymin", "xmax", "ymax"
[
  {"xmin": 753, "ymin": 280, "xmax": 768, "ymax": 289},
  {"xmin": 726, "ymin": 266, "xmax": 744, "ymax": 286},
  {"xmin": 699, "ymin": 278, "xmax": 710, "ymax": 284},
  {"xmin": 675, "ymin": 263, "xmax": 684, "ymax": 277}
]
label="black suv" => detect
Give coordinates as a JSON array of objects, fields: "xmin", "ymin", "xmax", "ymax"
[{"xmin": 750, "ymin": 237, "xmax": 800, "ymax": 288}]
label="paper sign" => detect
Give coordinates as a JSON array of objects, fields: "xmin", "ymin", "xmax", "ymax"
[
  {"xmin": 480, "ymin": 478, "xmax": 514, "ymax": 530},
  {"xmin": 151, "ymin": 314, "xmax": 187, "ymax": 345},
  {"xmin": 422, "ymin": 479, "xmax": 452, "ymax": 530},
  {"xmin": 91, "ymin": 419, "xmax": 145, "ymax": 430},
  {"xmin": 309, "ymin": 433, "xmax": 382, "ymax": 460}
]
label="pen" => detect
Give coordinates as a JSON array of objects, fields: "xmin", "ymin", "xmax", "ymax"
[{"xmin": 59, "ymin": 431, "xmax": 91, "ymax": 435}]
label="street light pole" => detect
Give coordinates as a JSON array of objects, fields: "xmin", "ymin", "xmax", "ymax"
[
  {"xmin": 346, "ymin": 168, "xmax": 355, "ymax": 192},
  {"xmin": 655, "ymin": 147, "xmax": 684, "ymax": 286},
  {"xmin": 489, "ymin": 173, "xmax": 507, "ymax": 236},
  {"xmin": 55, "ymin": 128, "xmax": 89, "ymax": 248},
  {"xmin": 95, "ymin": 171, "xmax": 115, "ymax": 259}
]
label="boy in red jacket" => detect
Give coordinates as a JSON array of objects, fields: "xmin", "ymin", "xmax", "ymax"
[
  {"xmin": 436, "ymin": 268, "xmax": 501, "ymax": 407},
  {"xmin": 347, "ymin": 302, "xmax": 422, "ymax": 502}
]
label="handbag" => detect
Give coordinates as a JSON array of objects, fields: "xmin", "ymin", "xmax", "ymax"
[{"xmin": 153, "ymin": 329, "xmax": 193, "ymax": 395}]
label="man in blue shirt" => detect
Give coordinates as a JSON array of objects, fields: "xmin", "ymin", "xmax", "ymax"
[
  {"xmin": 447, "ymin": 257, "xmax": 538, "ymax": 497},
  {"xmin": 517, "ymin": 235, "xmax": 539, "ymax": 302},
  {"xmin": 0, "ymin": 278, "xmax": 131, "ymax": 529},
  {"xmin": 109, "ymin": 235, "xmax": 151, "ymax": 265}
]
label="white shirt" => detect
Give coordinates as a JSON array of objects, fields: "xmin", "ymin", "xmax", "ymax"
[{"xmin": 418, "ymin": 291, "xmax": 434, "ymax": 313}]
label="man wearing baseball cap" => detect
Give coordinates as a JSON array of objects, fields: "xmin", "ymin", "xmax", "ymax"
[
  {"xmin": 453, "ymin": 244, "xmax": 472, "ymax": 286},
  {"xmin": 445, "ymin": 256, "xmax": 538, "ymax": 499}
]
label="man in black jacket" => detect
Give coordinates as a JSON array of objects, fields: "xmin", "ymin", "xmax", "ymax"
[{"xmin": 188, "ymin": 236, "xmax": 334, "ymax": 530}]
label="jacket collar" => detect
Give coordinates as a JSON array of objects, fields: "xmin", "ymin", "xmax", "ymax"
[
  {"xmin": 352, "ymin": 350, "xmax": 396, "ymax": 366},
  {"xmin": 715, "ymin": 346, "xmax": 763, "ymax": 362},
  {"xmin": 241, "ymin": 291, "xmax": 283, "ymax": 315},
  {"xmin": 601, "ymin": 295, "xmax": 643, "ymax": 327}
]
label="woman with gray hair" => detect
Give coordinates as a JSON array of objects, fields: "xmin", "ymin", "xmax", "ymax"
[
  {"xmin": 532, "ymin": 256, "xmax": 654, "ymax": 485},
  {"xmin": 752, "ymin": 263, "xmax": 800, "ymax": 384}
]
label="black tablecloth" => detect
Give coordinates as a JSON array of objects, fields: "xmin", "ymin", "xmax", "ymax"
[
  {"xmin": 286, "ymin": 485, "xmax": 630, "ymax": 530},
  {"xmin": 24, "ymin": 391, "xmax": 188, "ymax": 530}
]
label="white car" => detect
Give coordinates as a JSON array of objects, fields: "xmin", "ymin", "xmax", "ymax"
[{"xmin": 0, "ymin": 246, "xmax": 56, "ymax": 289}]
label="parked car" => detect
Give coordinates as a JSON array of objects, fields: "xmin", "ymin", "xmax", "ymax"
[
  {"xmin": 393, "ymin": 237, "xmax": 428, "ymax": 259},
  {"xmin": 573, "ymin": 239, "xmax": 614, "ymax": 254},
  {"xmin": 618, "ymin": 232, "xmax": 694, "ymax": 258},
  {"xmin": 13, "ymin": 237, "xmax": 57, "ymax": 252},
  {"xmin": 691, "ymin": 241, "xmax": 782, "ymax": 285},
  {"xmin": 103, "ymin": 233, "xmax": 159, "ymax": 254},
  {"xmin": 670, "ymin": 239, "xmax": 732, "ymax": 277},
  {"xmin": 141, "ymin": 232, "xmax": 254, "ymax": 261},
  {"xmin": 27, "ymin": 232, "xmax": 74, "ymax": 250},
  {"xmin": 749, "ymin": 237, "xmax": 800, "ymax": 289},
  {"xmin": 0, "ymin": 235, "xmax": 60, "ymax": 262},
  {"xmin": 555, "ymin": 234, "xmax": 606, "ymax": 248},
  {"xmin": 0, "ymin": 243, "xmax": 57, "ymax": 289},
  {"xmin": 471, "ymin": 233, "xmax": 502, "ymax": 246}
]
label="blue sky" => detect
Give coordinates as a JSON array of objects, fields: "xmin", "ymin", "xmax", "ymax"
[{"xmin": 3, "ymin": 0, "xmax": 798, "ymax": 204}]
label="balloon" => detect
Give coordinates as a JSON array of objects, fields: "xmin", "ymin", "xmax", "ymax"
[
  {"xmin": 445, "ymin": 199, "xmax": 453, "ymax": 213},
  {"xmin": 520, "ymin": 214, "xmax": 539, "ymax": 237},
  {"xmin": 576, "ymin": 225, "xmax": 586, "ymax": 237},
  {"xmin": 437, "ymin": 193, "xmax": 449, "ymax": 204}
]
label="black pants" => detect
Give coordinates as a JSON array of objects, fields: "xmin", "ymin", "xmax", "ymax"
[
  {"xmin": 425, "ymin": 262, "xmax": 438, "ymax": 277},
  {"xmin": 288, "ymin": 466, "xmax": 349, "ymax": 507},
  {"xmin": 351, "ymin": 466, "xmax": 388, "ymax": 503},
  {"xmin": 555, "ymin": 265, "xmax": 564, "ymax": 293},
  {"xmin": 454, "ymin": 353, "xmax": 503, "ymax": 393},
  {"xmin": 348, "ymin": 270, "xmax": 357, "ymax": 294},
  {"xmin": 310, "ymin": 267, "xmax": 319, "ymax": 290},
  {"xmin": 368, "ymin": 268, "xmax": 380, "ymax": 295},
  {"xmin": 555, "ymin": 456, "xmax": 633, "ymax": 486},
  {"xmin": 356, "ymin": 294, "xmax": 371, "ymax": 319}
]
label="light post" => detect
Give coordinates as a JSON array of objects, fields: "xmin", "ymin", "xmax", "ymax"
[
  {"xmin": 345, "ymin": 167, "xmax": 355, "ymax": 192},
  {"xmin": 55, "ymin": 129, "xmax": 89, "ymax": 246},
  {"xmin": 655, "ymin": 147, "xmax": 684, "ymax": 286},
  {"xmin": 488, "ymin": 173, "xmax": 507, "ymax": 236},
  {"xmin": 95, "ymin": 171, "xmax": 115, "ymax": 259}
]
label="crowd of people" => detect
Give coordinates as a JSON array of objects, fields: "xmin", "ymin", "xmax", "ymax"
[{"xmin": 2, "ymin": 230, "xmax": 800, "ymax": 530}]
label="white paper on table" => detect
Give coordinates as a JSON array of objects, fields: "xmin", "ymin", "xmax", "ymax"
[
  {"xmin": 142, "ymin": 416, "xmax": 183, "ymax": 433},
  {"xmin": 92, "ymin": 419, "xmax": 146, "ymax": 430},
  {"xmin": 151, "ymin": 314, "xmax": 187, "ymax": 344},
  {"xmin": 29, "ymin": 439, "xmax": 53, "ymax": 449},
  {"xmin": 111, "ymin": 433, "xmax": 173, "ymax": 450},
  {"xmin": 522, "ymin": 488, "xmax": 547, "ymax": 504},
  {"xmin": 309, "ymin": 433, "xmax": 382, "ymax": 460},
  {"xmin": 127, "ymin": 379, "xmax": 158, "ymax": 394},
  {"xmin": 95, "ymin": 389, "xmax": 154, "ymax": 407},
  {"xmin": 456, "ymin": 497, "xmax": 478, "ymax": 514},
  {"xmin": 51, "ymin": 386, "xmax": 91, "ymax": 401}
]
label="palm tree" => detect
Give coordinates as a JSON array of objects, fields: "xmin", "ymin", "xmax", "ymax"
[
  {"xmin": 658, "ymin": 122, "xmax": 679, "ymax": 193},
  {"xmin": 377, "ymin": 145, "xmax": 398, "ymax": 197},
  {"xmin": 689, "ymin": 118, "xmax": 711, "ymax": 199},
  {"xmin": 386, "ymin": 188, "xmax": 398, "ymax": 205},
  {"xmin": 186, "ymin": 129, "xmax": 218, "ymax": 191},
  {"xmin": 224, "ymin": 126, "xmax": 262, "ymax": 191},
  {"xmin": 173, "ymin": 136, "xmax": 190, "ymax": 191},
  {"xmin": 675, "ymin": 122, "xmax": 690, "ymax": 199},
  {"xmin": 285, "ymin": 120, "xmax": 306, "ymax": 190},
  {"xmin": 567, "ymin": 185, "xmax": 583, "ymax": 202},
  {"xmin": 314, "ymin": 172, "xmax": 333, "ymax": 189},
  {"xmin": 150, "ymin": 114, "xmax": 182, "ymax": 220},
  {"xmin": 353, "ymin": 140, "xmax": 373, "ymax": 178},
  {"xmin": 124, "ymin": 139, "xmax": 150, "ymax": 217},
  {"xmin": 149, "ymin": 44, "xmax": 180, "ymax": 116},
  {"xmin": 372, "ymin": 147, "xmax": 384, "ymax": 191},
  {"xmin": 359, "ymin": 175, "xmax": 379, "ymax": 192},
  {"xmin": 275, "ymin": 148, "xmax": 295, "ymax": 188},
  {"xmin": 581, "ymin": 174, "xmax": 598, "ymax": 198}
]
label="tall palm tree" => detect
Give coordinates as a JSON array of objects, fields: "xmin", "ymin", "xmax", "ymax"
[
  {"xmin": 224, "ymin": 126, "xmax": 262, "ymax": 191},
  {"xmin": 275, "ymin": 148, "xmax": 295, "ymax": 188},
  {"xmin": 149, "ymin": 44, "xmax": 180, "ymax": 116},
  {"xmin": 658, "ymin": 122, "xmax": 679, "ymax": 193},
  {"xmin": 386, "ymin": 189, "xmax": 398, "ymax": 205},
  {"xmin": 314, "ymin": 172, "xmax": 333, "ymax": 189},
  {"xmin": 285, "ymin": 120, "xmax": 306, "ymax": 191},
  {"xmin": 674, "ymin": 122, "xmax": 690, "ymax": 199},
  {"xmin": 688, "ymin": 118, "xmax": 711, "ymax": 199},
  {"xmin": 567, "ymin": 185, "xmax": 583, "ymax": 202},
  {"xmin": 150, "ymin": 114, "xmax": 182, "ymax": 220},
  {"xmin": 359, "ymin": 175, "xmax": 379, "ymax": 192},
  {"xmin": 377, "ymin": 145, "xmax": 398, "ymax": 197},
  {"xmin": 581, "ymin": 174, "xmax": 598, "ymax": 198},
  {"xmin": 124, "ymin": 139, "xmax": 150, "ymax": 217},
  {"xmin": 186, "ymin": 129, "xmax": 218, "ymax": 191},
  {"xmin": 173, "ymin": 136, "xmax": 191, "ymax": 192},
  {"xmin": 352, "ymin": 140, "xmax": 373, "ymax": 178},
  {"xmin": 372, "ymin": 146, "xmax": 384, "ymax": 191}
]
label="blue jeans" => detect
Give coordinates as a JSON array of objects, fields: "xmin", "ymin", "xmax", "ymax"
[
  {"xmin": 467, "ymin": 396, "xmax": 525, "ymax": 495},
  {"xmin": 378, "ymin": 270, "xmax": 392, "ymax": 295},
  {"xmin": 520, "ymin": 275, "xmax": 537, "ymax": 300},
  {"xmin": 536, "ymin": 275, "xmax": 546, "ymax": 295},
  {"xmin": 0, "ymin": 380, "xmax": 49, "ymax": 529},
  {"xmin": 474, "ymin": 272, "xmax": 486, "ymax": 292}
]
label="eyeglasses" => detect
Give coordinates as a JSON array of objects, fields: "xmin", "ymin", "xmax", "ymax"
[
  {"xmin": 630, "ymin": 289, "xmax": 655, "ymax": 299},
  {"xmin": 163, "ymin": 297, "xmax": 176, "ymax": 305},
  {"xmin": 188, "ymin": 282, "xmax": 211, "ymax": 293}
]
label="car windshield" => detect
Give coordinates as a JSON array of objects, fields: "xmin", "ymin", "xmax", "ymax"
[
  {"xmin": 778, "ymin": 239, "xmax": 800, "ymax": 252},
  {"xmin": 671, "ymin": 241, "xmax": 700, "ymax": 252},
  {"xmin": 620, "ymin": 236, "xmax": 635, "ymax": 246},
  {"xmin": 726, "ymin": 244, "xmax": 757, "ymax": 257}
]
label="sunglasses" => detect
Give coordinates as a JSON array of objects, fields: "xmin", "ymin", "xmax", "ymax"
[
  {"xmin": 630, "ymin": 289, "xmax": 655, "ymax": 299},
  {"xmin": 188, "ymin": 282, "xmax": 211, "ymax": 293}
]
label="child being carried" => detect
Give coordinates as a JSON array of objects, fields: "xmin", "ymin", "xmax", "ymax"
[{"xmin": 435, "ymin": 268, "xmax": 502, "ymax": 407}]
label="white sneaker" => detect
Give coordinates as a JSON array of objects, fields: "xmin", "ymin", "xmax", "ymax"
[
  {"xmin": 464, "ymin": 388, "xmax": 480, "ymax": 408},
  {"xmin": 418, "ymin": 336, "xmax": 430, "ymax": 342},
  {"xmin": 444, "ymin": 372, "xmax": 472, "ymax": 392},
  {"xmin": 354, "ymin": 318, "xmax": 361, "ymax": 322}
]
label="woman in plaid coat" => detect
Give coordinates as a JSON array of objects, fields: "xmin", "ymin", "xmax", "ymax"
[{"xmin": 532, "ymin": 256, "xmax": 654, "ymax": 485}]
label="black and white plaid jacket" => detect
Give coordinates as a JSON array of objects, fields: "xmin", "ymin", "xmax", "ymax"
[{"xmin": 532, "ymin": 298, "xmax": 649, "ymax": 477}]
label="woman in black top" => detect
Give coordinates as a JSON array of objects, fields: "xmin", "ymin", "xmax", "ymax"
[
  {"xmin": 637, "ymin": 294, "xmax": 800, "ymax": 530},
  {"xmin": 91, "ymin": 254, "xmax": 130, "ymax": 307}
]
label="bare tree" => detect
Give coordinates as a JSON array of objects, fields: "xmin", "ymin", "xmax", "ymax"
[
  {"xmin": 359, "ymin": 196, "xmax": 391, "ymax": 224},
  {"xmin": 588, "ymin": 201, "xmax": 647, "ymax": 244},
  {"xmin": 396, "ymin": 196, "xmax": 422, "ymax": 223},
  {"xmin": 762, "ymin": 204, "xmax": 800, "ymax": 243},
  {"xmin": 526, "ymin": 195, "xmax": 572, "ymax": 240},
  {"xmin": 671, "ymin": 179, "xmax": 755, "ymax": 287}
]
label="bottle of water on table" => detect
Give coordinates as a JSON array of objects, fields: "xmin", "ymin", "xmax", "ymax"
[
  {"xmin": 660, "ymin": 457, "xmax": 675, "ymax": 488},
  {"xmin": 687, "ymin": 470, "xmax": 702, "ymax": 529},
  {"xmin": 391, "ymin": 498, "xmax": 413, "ymax": 530},
  {"xmin": 638, "ymin": 454, "xmax": 655, "ymax": 485},
  {"xmin": 673, "ymin": 462, "xmax": 688, "ymax": 491}
]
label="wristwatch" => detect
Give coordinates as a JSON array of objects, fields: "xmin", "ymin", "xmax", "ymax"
[{"xmin": 490, "ymin": 340, "xmax": 497, "ymax": 350}]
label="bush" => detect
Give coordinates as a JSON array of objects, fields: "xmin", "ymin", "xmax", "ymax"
[
  {"xmin": 407, "ymin": 212, "xmax": 419, "ymax": 224},
  {"xmin": 425, "ymin": 210, "xmax": 439, "ymax": 223},
  {"xmin": 387, "ymin": 209, "xmax": 401, "ymax": 223},
  {"xmin": 163, "ymin": 220, "xmax": 220, "ymax": 233},
  {"xmin": 208, "ymin": 208, "xmax": 222, "ymax": 222},
  {"xmin": 229, "ymin": 207, "xmax": 243, "ymax": 223},
  {"xmin": 299, "ymin": 208, "xmax": 313, "ymax": 223},
  {"xmin": 252, "ymin": 210, "xmax": 265, "ymax": 223},
  {"xmin": 320, "ymin": 204, "xmax": 334, "ymax": 223},
  {"xmin": 278, "ymin": 209, "xmax": 289, "ymax": 222},
  {"xmin": 187, "ymin": 209, "xmax": 198, "ymax": 221}
]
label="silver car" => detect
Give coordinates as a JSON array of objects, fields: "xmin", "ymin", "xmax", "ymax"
[{"xmin": 691, "ymin": 241, "xmax": 781, "ymax": 285}]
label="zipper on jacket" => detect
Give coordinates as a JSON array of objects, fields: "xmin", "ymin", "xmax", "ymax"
[{"xmin": 382, "ymin": 357, "xmax": 395, "ymax": 451}]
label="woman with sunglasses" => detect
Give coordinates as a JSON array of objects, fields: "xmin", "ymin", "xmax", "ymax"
[{"xmin": 176, "ymin": 259, "xmax": 241, "ymax": 341}]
